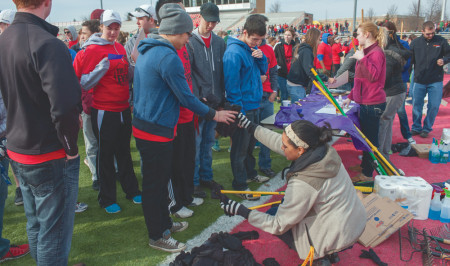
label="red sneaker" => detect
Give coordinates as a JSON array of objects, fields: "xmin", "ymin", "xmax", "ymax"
[{"xmin": 0, "ymin": 244, "xmax": 30, "ymax": 262}]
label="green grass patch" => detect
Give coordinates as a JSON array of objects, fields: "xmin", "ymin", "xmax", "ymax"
[{"xmin": 3, "ymin": 103, "xmax": 288, "ymax": 265}]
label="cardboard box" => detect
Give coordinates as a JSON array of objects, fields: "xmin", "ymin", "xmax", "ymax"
[
  {"xmin": 358, "ymin": 193, "xmax": 414, "ymax": 247},
  {"xmin": 411, "ymin": 144, "xmax": 431, "ymax": 159}
]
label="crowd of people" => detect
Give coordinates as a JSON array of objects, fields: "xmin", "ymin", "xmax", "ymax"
[{"xmin": 0, "ymin": 0, "xmax": 449, "ymax": 265}]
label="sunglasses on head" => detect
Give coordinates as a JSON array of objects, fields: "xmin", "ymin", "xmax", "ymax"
[{"xmin": 135, "ymin": 7, "xmax": 151, "ymax": 17}]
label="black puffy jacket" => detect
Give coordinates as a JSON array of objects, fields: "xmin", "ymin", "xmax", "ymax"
[
  {"xmin": 384, "ymin": 39, "xmax": 411, "ymax": 96},
  {"xmin": 287, "ymin": 43, "xmax": 328, "ymax": 87},
  {"xmin": 274, "ymin": 39, "xmax": 296, "ymax": 78}
]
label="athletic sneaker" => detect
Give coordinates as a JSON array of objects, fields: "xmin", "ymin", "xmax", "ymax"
[
  {"xmin": 75, "ymin": 202, "xmax": 88, "ymax": 213},
  {"xmin": 408, "ymin": 137, "xmax": 416, "ymax": 144},
  {"xmin": 132, "ymin": 195, "xmax": 142, "ymax": 204},
  {"xmin": 237, "ymin": 188, "xmax": 260, "ymax": 201},
  {"xmin": 0, "ymin": 244, "xmax": 30, "ymax": 263},
  {"xmin": 189, "ymin": 197, "xmax": 204, "ymax": 207},
  {"xmin": 211, "ymin": 140, "xmax": 221, "ymax": 152},
  {"xmin": 14, "ymin": 187, "xmax": 23, "ymax": 206},
  {"xmin": 105, "ymin": 203, "xmax": 121, "ymax": 214},
  {"xmin": 173, "ymin": 206, "xmax": 193, "ymax": 218},
  {"xmin": 246, "ymin": 175, "xmax": 269, "ymax": 183},
  {"xmin": 170, "ymin": 221, "xmax": 188, "ymax": 233},
  {"xmin": 149, "ymin": 236, "xmax": 186, "ymax": 253}
]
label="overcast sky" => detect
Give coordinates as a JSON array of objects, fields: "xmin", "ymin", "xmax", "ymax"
[{"xmin": 0, "ymin": 0, "xmax": 447, "ymax": 22}]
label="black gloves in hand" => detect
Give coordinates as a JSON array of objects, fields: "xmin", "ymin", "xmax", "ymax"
[
  {"xmin": 237, "ymin": 113, "xmax": 257, "ymax": 135},
  {"xmin": 220, "ymin": 199, "xmax": 251, "ymax": 219}
]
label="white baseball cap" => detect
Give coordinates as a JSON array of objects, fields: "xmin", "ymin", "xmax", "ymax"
[
  {"xmin": 0, "ymin": 9, "xmax": 16, "ymax": 25},
  {"xmin": 130, "ymin": 4, "xmax": 156, "ymax": 19},
  {"xmin": 100, "ymin": 10, "xmax": 122, "ymax": 26}
]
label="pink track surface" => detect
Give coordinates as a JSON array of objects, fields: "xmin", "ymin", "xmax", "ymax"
[{"xmin": 230, "ymin": 76, "xmax": 450, "ymax": 265}]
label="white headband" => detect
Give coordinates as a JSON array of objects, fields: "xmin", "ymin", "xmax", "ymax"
[{"xmin": 285, "ymin": 124, "xmax": 309, "ymax": 149}]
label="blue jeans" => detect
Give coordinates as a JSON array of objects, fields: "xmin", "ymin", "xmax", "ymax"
[
  {"xmin": 359, "ymin": 103, "xmax": 386, "ymax": 177},
  {"xmin": 0, "ymin": 159, "xmax": 9, "ymax": 258},
  {"xmin": 230, "ymin": 109, "xmax": 259, "ymax": 190},
  {"xmin": 397, "ymin": 87, "xmax": 412, "ymax": 140},
  {"xmin": 11, "ymin": 156, "xmax": 80, "ymax": 265},
  {"xmin": 412, "ymin": 81, "xmax": 443, "ymax": 133},
  {"xmin": 259, "ymin": 92, "xmax": 274, "ymax": 170},
  {"xmin": 287, "ymin": 84, "xmax": 306, "ymax": 103},
  {"xmin": 278, "ymin": 77, "xmax": 289, "ymax": 101},
  {"xmin": 194, "ymin": 120, "xmax": 216, "ymax": 186}
]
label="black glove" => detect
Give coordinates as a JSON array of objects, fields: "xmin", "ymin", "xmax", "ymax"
[
  {"xmin": 237, "ymin": 113, "xmax": 257, "ymax": 135},
  {"xmin": 220, "ymin": 199, "xmax": 251, "ymax": 219},
  {"xmin": 0, "ymin": 139, "xmax": 6, "ymax": 160}
]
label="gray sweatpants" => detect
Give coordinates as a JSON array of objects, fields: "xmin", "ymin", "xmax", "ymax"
[{"xmin": 378, "ymin": 92, "xmax": 406, "ymax": 159}]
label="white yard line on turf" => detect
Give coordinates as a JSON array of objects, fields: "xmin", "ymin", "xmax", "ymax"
[{"xmin": 159, "ymin": 135, "xmax": 340, "ymax": 265}]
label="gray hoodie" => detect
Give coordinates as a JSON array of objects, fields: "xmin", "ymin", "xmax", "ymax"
[
  {"xmin": 187, "ymin": 29, "xmax": 226, "ymax": 102},
  {"xmin": 65, "ymin": 25, "xmax": 78, "ymax": 41}
]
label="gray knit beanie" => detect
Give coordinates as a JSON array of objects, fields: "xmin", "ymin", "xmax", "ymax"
[{"xmin": 158, "ymin": 4, "xmax": 193, "ymax": 35}]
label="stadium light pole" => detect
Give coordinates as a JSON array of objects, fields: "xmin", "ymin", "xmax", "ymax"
[
  {"xmin": 100, "ymin": 0, "xmax": 103, "ymax": 9},
  {"xmin": 441, "ymin": 0, "xmax": 447, "ymax": 21},
  {"xmin": 353, "ymin": 0, "xmax": 357, "ymax": 32}
]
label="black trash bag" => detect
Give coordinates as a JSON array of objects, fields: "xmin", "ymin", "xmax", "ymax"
[
  {"xmin": 215, "ymin": 103, "xmax": 242, "ymax": 137},
  {"xmin": 232, "ymin": 231, "xmax": 260, "ymax": 241}
]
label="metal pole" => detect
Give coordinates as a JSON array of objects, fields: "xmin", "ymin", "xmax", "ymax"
[
  {"xmin": 441, "ymin": 0, "xmax": 447, "ymax": 21},
  {"xmin": 100, "ymin": 0, "xmax": 103, "ymax": 9},
  {"xmin": 353, "ymin": 0, "xmax": 357, "ymax": 32}
]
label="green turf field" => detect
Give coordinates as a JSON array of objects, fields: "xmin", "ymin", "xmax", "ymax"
[{"xmin": 3, "ymin": 103, "xmax": 288, "ymax": 265}]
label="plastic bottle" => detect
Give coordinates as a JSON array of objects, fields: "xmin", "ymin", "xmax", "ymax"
[
  {"xmin": 440, "ymin": 189, "xmax": 450, "ymax": 223},
  {"xmin": 429, "ymin": 139, "xmax": 440, "ymax": 164},
  {"xmin": 441, "ymin": 143, "xmax": 449, "ymax": 164},
  {"xmin": 429, "ymin": 191, "xmax": 442, "ymax": 220}
]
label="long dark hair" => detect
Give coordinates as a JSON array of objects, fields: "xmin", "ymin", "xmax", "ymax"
[
  {"xmin": 292, "ymin": 27, "xmax": 320, "ymax": 63},
  {"xmin": 287, "ymin": 120, "xmax": 332, "ymax": 149}
]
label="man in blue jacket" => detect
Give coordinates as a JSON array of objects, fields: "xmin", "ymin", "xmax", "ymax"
[
  {"xmin": 224, "ymin": 14, "xmax": 269, "ymax": 200},
  {"xmin": 133, "ymin": 4, "xmax": 236, "ymax": 252}
]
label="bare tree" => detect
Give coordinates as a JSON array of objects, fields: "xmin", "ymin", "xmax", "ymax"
[
  {"xmin": 367, "ymin": 8, "xmax": 376, "ymax": 21},
  {"xmin": 409, "ymin": 0, "xmax": 423, "ymax": 30},
  {"xmin": 425, "ymin": 0, "xmax": 442, "ymax": 22},
  {"xmin": 269, "ymin": 0, "xmax": 281, "ymax": 13},
  {"xmin": 387, "ymin": 4, "xmax": 398, "ymax": 17}
]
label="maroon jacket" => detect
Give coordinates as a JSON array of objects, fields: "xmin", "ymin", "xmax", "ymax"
[{"xmin": 348, "ymin": 42, "xmax": 386, "ymax": 105}]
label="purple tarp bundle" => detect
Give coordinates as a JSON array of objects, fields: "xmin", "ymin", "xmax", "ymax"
[{"xmin": 274, "ymin": 85, "xmax": 371, "ymax": 152}]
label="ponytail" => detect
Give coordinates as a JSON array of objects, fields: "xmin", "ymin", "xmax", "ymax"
[{"xmin": 358, "ymin": 21, "xmax": 387, "ymax": 49}]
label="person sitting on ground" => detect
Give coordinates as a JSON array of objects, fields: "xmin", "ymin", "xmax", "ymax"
[{"xmin": 221, "ymin": 117, "xmax": 366, "ymax": 265}]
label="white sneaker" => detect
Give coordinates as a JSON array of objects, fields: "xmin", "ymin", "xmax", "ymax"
[
  {"xmin": 189, "ymin": 197, "xmax": 204, "ymax": 207},
  {"xmin": 173, "ymin": 206, "xmax": 193, "ymax": 218},
  {"xmin": 408, "ymin": 137, "xmax": 416, "ymax": 144},
  {"xmin": 246, "ymin": 175, "xmax": 269, "ymax": 183},
  {"xmin": 75, "ymin": 202, "xmax": 88, "ymax": 213}
]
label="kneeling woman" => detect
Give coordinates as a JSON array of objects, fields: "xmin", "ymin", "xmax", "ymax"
[{"xmin": 221, "ymin": 117, "xmax": 366, "ymax": 263}]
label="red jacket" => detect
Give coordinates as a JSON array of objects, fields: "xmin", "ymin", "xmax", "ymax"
[
  {"xmin": 177, "ymin": 46, "xmax": 194, "ymax": 124},
  {"xmin": 332, "ymin": 43, "xmax": 342, "ymax": 64},
  {"xmin": 259, "ymin": 44, "xmax": 277, "ymax": 93},
  {"xmin": 73, "ymin": 39, "xmax": 129, "ymax": 112},
  {"xmin": 348, "ymin": 43, "xmax": 386, "ymax": 105},
  {"xmin": 315, "ymin": 42, "xmax": 332, "ymax": 70}
]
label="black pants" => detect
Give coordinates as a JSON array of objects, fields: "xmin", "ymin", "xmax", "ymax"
[
  {"xmin": 333, "ymin": 64, "xmax": 341, "ymax": 76},
  {"xmin": 135, "ymin": 138, "xmax": 173, "ymax": 240},
  {"xmin": 170, "ymin": 121, "xmax": 195, "ymax": 214},
  {"xmin": 91, "ymin": 108, "xmax": 140, "ymax": 208},
  {"xmin": 359, "ymin": 103, "xmax": 386, "ymax": 177}
]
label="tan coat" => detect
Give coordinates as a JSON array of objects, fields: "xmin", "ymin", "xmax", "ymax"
[{"xmin": 249, "ymin": 126, "xmax": 366, "ymax": 259}]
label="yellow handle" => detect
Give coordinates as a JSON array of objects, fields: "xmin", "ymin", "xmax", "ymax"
[
  {"xmin": 220, "ymin": 190, "xmax": 285, "ymax": 195},
  {"xmin": 248, "ymin": 200, "xmax": 282, "ymax": 210}
]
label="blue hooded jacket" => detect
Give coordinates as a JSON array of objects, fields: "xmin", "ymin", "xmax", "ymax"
[
  {"xmin": 223, "ymin": 37, "xmax": 268, "ymax": 114},
  {"xmin": 398, "ymin": 37, "xmax": 411, "ymax": 83},
  {"xmin": 133, "ymin": 34, "xmax": 215, "ymax": 139}
]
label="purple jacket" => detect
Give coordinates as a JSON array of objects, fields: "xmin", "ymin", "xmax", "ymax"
[{"xmin": 348, "ymin": 43, "xmax": 386, "ymax": 105}]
